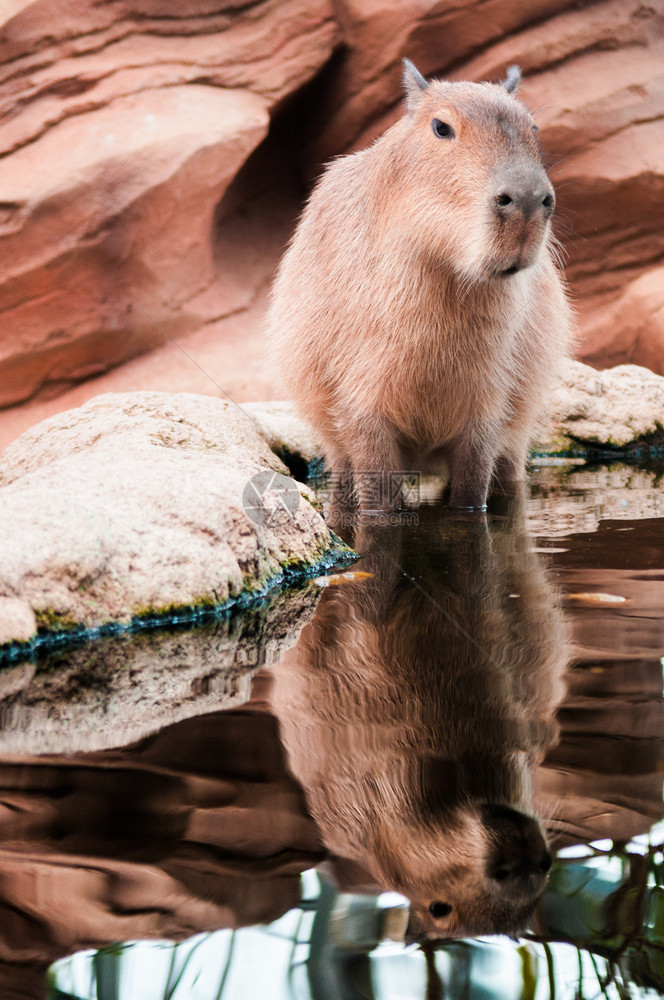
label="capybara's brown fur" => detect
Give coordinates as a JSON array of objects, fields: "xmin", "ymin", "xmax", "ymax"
[
  {"xmin": 271, "ymin": 502, "xmax": 567, "ymax": 940},
  {"xmin": 268, "ymin": 62, "xmax": 572, "ymax": 511}
]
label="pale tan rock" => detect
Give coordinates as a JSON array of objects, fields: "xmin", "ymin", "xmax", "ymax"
[
  {"xmin": 243, "ymin": 401, "xmax": 325, "ymax": 469},
  {"xmin": 0, "ymin": 598, "xmax": 35, "ymax": 645},
  {"xmin": 0, "ymin": 391, "xmax": 345, "ymax": 645},
  {"xmin": 546, "ymin": 359, "xmax": 664, "ymax": 448}
]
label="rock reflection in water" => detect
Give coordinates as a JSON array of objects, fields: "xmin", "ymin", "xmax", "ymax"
[
  {"xmin": 0, "ymin": 700, "xmax": 323, "ymax": 995},
  {"xmin": 0, "ymin": 585, "xmax": 320, "ymax": 754},
  {"xmin": 272, "ymin": 501, "xmax": 568, "ymax": 942}
]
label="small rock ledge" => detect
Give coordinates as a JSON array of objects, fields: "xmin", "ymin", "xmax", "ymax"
[{"xmin": 536, "ymin": 361, "xmax": 664, "ymax": 457}]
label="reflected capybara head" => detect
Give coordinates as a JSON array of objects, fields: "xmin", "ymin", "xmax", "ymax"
[
  {"xmin": 395, "ymin": 804, "xmax": 553, "ymax": 941},
  {"xmin": 271, "ymin": 504, "xmax": 567, "ymax": 940}
]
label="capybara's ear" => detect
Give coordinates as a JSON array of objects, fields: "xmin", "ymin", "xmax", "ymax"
[
  {"xmin": 403, "ymin": 58, "xmax": 429, "ymax": 111},
  {"xmin": 501, "ymin": 65, "xmax": 522, "ymax": 94}
]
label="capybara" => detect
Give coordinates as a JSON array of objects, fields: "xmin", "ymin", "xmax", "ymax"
[
  {"xmin": 268, "ymin": 61, "xmax": 572, "ymax": 511},
  {"xmin": 271, "ymin": 500, "xmax": 568, "ymax": 940}
]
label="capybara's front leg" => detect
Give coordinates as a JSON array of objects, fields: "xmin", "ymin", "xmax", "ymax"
[
  {"xmin": 447, "ymin": 433, "xmax": 497, "ymax": 511},
  {"xmin": 349, "ymin": 427, "xmax": 403, "ymax": 515}
]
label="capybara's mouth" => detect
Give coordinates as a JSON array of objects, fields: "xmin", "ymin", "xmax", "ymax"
[
  {"xmin": 491, "ymin": 263, "xmax": 521, "ymax": 278},
  {"xmin": 495, "ymin": 254, "xmax": 536, "ymax": 276}
]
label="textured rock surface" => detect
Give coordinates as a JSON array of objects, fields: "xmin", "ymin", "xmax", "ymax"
[
  {"xmin": 0, "ymin": 84, "xmax": 270, "ymax": 407},
  {"xmin": 0, "ymin": 0, "xmax": 339, "ymax": 411},
  {"xmin": 544, "ymin": 360, "xmax": 664, "ymax": 448},
  {"xmin": 0, "ymin": 588, "xmax": 320, "ymax": 753},
  {"xmin": 243, "ymin": 400, "xmax": 325, "ymax": 472},
  {"xmin": 0, "ymin": 391, "xmax": 345, "ymax": 646},
  {"xmin": 0, "ymin": 0, "xmax": 661, "ymax": 450}
]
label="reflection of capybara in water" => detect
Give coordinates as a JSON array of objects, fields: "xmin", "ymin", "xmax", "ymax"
[
  {"xmin": 269, "ymin": 62, "xmax": 571, "ymax": 512},
  {"xmin": 271, "ymin": 502, "xmax": 567, "ymax": 940}
]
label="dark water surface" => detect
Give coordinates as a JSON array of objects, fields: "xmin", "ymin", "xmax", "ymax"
[{"xmin": 1, "ymin": 464, "xmax": 664, "ymax": 999}]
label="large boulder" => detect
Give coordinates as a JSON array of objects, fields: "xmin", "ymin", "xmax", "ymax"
[
  {"xmin": 0, "ymin": 391, "xmax": 348, "ymax": 647},
  {"xmin": 542, "ymin": 360, "xmax": 664, "ymax": 451}
]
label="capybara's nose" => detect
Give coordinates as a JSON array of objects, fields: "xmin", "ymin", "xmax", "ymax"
[
  {"xmin": 493, "ymin": 170, "xmax": 555, "ymax": 219},
  {"xmin": 484, "ymin": 805, "xmax": 553, "ymax": 884},
  {"xmin": 489, "ymin": 844, "xmax": 552, "ymax": 882},
  {"xmin": 538, "ymin": 849, "xmax": 553, "ymax": 875}
]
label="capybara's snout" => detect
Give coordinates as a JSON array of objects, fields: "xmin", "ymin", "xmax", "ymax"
[
  {"xmin": 492, "ymin": 162, "xmax": 555, "ymax": 222},
  {"xmin": 484, "ymin": 804, "xmax": 552, "ymax": 888},
  {"xmin": 490, "ymin": 161, "xmax": 555, "ymax": 273}
]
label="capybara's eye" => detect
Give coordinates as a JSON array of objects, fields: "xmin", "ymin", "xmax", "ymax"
[
  {"xmin": 431, "ymin": 119, "xmax": 454, "ymax": 139},
  {"xmin": 429, "ymin": 901, "xmax": 453, "ymax": 918},
  {"xmin": 532, "ymin": 124, "xmax": 540, "ymax": 132}
]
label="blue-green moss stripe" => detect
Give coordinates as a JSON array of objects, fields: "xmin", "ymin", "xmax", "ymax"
[{"xmin": 0, "ymin": 538, "xmax": 357, "ymax": 665}]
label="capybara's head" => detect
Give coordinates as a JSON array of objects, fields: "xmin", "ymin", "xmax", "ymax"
[
  {"xmin": 374, "ymin": 803, "xmax": 553, "ymax": 942},
  {"xmin": 394, "ymin": 60, "xmax": 555, "ymax": 283}
]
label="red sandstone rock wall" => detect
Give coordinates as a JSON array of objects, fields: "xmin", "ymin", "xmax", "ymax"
[
  {"xmin": 0, "ymin": 0, "xmax": 661, "ymax": 447},
  {"xmin": 0, "ymin": 0, "xmax": 340, "ymax": 442}
]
